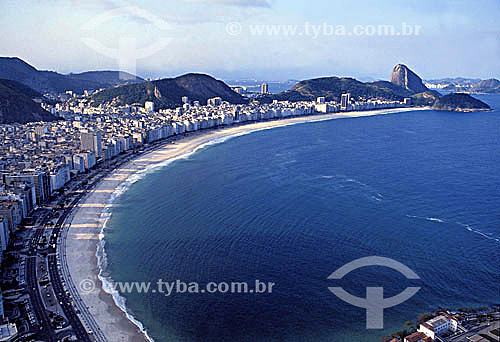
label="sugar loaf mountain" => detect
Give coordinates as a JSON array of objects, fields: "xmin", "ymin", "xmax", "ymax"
[
  {"xmin": 0, "ymin": 56, "xmax": 491, "ymax": 124},
  {"xmin": 268, "ymin": 64, "xmax": 489, "ymax": 111}
]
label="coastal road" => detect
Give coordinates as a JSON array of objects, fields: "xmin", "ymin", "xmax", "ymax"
[
  {"xmin": 47, "ymin": 189, "xmax": 101, "ymax": 342},
  {"xmin": 25, "ymin": 228, "xmax": 56, "ymax": 341}
]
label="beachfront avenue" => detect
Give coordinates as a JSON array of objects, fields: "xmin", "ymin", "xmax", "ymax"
[{"xmin": 80, "ymin": 278, "xmax": 276, "ymax": 296}]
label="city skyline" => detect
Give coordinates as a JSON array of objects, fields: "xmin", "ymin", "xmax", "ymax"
[{"xmin": 1, "ymin": 0, "xmax": 499, "ymax": 81}]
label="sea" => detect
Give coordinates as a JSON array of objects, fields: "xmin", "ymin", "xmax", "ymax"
[{"xmin": 101, "ymin": 94, "xmax": 500, "ymax": 342}]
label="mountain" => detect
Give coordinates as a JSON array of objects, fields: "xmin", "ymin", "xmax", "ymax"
[
  {"xmin": 265, "ymin": 64, "xmax": 446, "ymax": 106},
  {"xmin": 470, "ymin": 78, "xmax": 500, "ymax": 93},
  {"xmin": 424, "ymin": 77, "xmax": 500, "ymax": 94},
  {"xmin": 270, "ymin": 77, "xmax": 412, "ymax": 103},
  {"xmin": 0, "ymin": 57, "xmax": 144, "ymax": 94},
  {"xmin": 67, "ymin": 71, "xmax": 144, "ymax": 86},
  {"xmin": 0, "ymin": 79, "xmax": 58, "ymax": 124},
  {"xmin": 390, "ymin": 64, "xmax": 429, "ymax": 93},
  {"xmin": 90, "ymin": 73, "xmax": 247, "ymax": 109},
  {"xmin": 431, "ymin": 93, "xmax": 490, "ymax": 112}
]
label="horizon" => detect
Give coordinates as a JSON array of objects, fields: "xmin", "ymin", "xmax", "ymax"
[
  {"xmin": 1, "ymin": 0, "xmax": 499, "ymax": 81},
  {"xmin": 2, "ymin": 55, "xmax": 499, "ymax": 84}
]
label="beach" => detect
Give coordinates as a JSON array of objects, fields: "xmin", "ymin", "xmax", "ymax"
[{"xmin": 64, "ymin": 107, "xmax": 427, "ymax": 341}]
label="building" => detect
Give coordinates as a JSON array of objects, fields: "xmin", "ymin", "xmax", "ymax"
[
  {"xmin": 317, "ymin": 97, "xmax": 326, "ymax": 104},
  {"xmin": 0, "ymin": 323, "xmax": 18, "ymax": 341},
  {"xmin": 418, "ymin": 314, "xmax": 460, "ymax": 340},
  {"xmin": 341, "ymin": 93, "xmax": 351, "ymax": 110},
  {"xmin": 49, "ymin": 164, "xmax": 70, "ymax": 194},
  {"xmin": 3, "ymin": 172, "xmax": 49, "ymax": 205},
  {"xmin": 0, "ymin": 217, "xmax": 10, "ymax": 252},
  {"xmin": 145, "ymin": 101, "xmax": 155, "ymax": 113},
  {"xmin": 80, "ymin": 130, "xmax": 102, "ymax": 158},
  {"xmin": 0, "ymin": 202, "xmax": 22, "ymax": 234},
  {"xmin": 404, "ymin": 331, "xmax": 433, "ymax": 342},
  {"xmin": 261, "ymin": 83, "xmax": 269, "ymax": 95},
  {"xmin": 207, "ymin": 97, "xmax": 222, "ymax": 106}
]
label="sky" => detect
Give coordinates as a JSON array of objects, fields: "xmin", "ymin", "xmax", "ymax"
[{"xmin": 1, "ymin": 0, "xmax": 499, "ymax": 81}]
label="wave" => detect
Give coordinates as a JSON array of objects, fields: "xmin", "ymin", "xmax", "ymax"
[
  {"xmin": 456, "ymin": 222, "xmax": 500, "ymax": 243},
  {"xmin": 96, "ymin": 175, "xmax": 156, "ymax": 341},
  {"xmin": 406, "ymin": 215, "xmax": 445, "ymax": 223},
  {"xmin": 406, "ymin": 215, "xmax": 500, "ymax": 243}
]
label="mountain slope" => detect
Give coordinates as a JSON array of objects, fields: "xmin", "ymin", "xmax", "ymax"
[
  {"xmin": 470, "ymin": 78, "xmax": 500, "ymax": 93},
  {"xmin": 271, "ymin": 77, "xmax": 413, "ymax": 103},
  {"xmin": 68, "ymin": 71, "xmax": 144, "ymax": 85},
  {"xmin": 390, "ymin": 64, "xmax": 428, "ymax": 93},
  {"xmin": 0, "ymin": 57, "xmax": 144, "ymax": 94},
  {"xmin": 0, "ymin": 79, "xmax": 58, "ymax": 124},
  {"xmin": 90, "ymin": 73, "xmax": 247, "ymax": 109}
]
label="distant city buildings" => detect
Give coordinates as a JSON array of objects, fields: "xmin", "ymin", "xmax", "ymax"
[
  {"xmin": 80, "ymin": 130, "xmax": 102, "ymax": 158},
  {"xmin": 261, "ymin": 83, "xmax": 269, "ymax": 95},
  {"xmin": 145, "ymin": 101, "xmax": 155, "ymax": 113},
  {"xmin": 341, "ymin": 93, "xmax": 351, "ymax": 110},
  {"xmin": 233, "ymin": 87, "xmax": 244, "ymax": 95},
  {"xmin": 207, "ymin": 97, "xmax": 222, "ymax": 106}
]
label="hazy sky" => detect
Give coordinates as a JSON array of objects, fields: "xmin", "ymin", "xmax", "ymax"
[{"xmin": 1, "ymin": 0, "xmax": 499, "ymax": 81}]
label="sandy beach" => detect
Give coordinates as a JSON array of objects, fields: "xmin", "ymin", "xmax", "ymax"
[{"xmin": 63, "ymin": 107, "xmax": 427, "ymax": 341}]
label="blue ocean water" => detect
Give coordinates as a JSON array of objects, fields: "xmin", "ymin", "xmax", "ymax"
[{"xmin": 104, "ymin": 94, "xmax": 500, "ymax": 342}]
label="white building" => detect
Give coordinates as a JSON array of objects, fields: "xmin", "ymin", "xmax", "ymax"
[
  {"xmin": 341, "ymin": 93, "xmax": 351, "ymax": 110},
  {"xmin": 145, "ymin": 101, "xmax": 155, "ymax": 113},
  {"xmin": 418, "ymin": 314, "xmax": 459, "ymax": 340},
  {"xmin": 207, "ymin": 97, "xmax": 222, "ymax": 106},
  {"xmin": 49, "ymin": 165, "xmax": 70, "ymax": 194}
]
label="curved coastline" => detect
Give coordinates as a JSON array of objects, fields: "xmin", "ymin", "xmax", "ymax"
[{"xmin": 64, "ymin": 107, "xmax": 428, "ymax": 341}]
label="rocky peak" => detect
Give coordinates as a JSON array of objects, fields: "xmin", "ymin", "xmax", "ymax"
[{"xmin": 390, "ymin": 64, "xmax": 428, "ymax": 94}]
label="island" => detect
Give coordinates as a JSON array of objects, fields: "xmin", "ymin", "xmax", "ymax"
[{"xmin": 431, "ymin": 93, "xmax": 491, "ymax": 112}]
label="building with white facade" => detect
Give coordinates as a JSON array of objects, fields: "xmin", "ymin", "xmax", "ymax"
[
  {"xmin": 145, "ymin": 101, "xmax": 155, "ymax": 113},
  {"xmin": 418, "ymin": 314, "xmax": 460, "ymax": 340}
]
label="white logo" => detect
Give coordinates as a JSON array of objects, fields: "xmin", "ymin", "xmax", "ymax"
[
  {"xmin": 328, "ymin": 256, "xmax": 420, "ymax": 329},
  {"xmin": 81, "ymin": 6, "xmax": 173, "ymax": 80}
]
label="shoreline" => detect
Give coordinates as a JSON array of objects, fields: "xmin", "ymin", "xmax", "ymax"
[{"xmin": 64, "ymin": 107, "xmax": 428, "ymax": 341}]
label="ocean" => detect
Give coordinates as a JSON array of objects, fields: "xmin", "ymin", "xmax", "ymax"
[{"xmin": 102, "ymin": 94, "xmax": 500, "ymax": 342}]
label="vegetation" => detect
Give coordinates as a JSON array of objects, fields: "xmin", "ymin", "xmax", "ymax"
[
  {"xmin": 90, "ymin": 73, "xmax": 247, "ymax": 109},
  {"xmin": 268, "ymin": 77, "xmax": 414, "ymax": 103},
  {"xmin": 0, "ymin": 79, "xmax": 57, "ymax": 124},
  {"xmin": 432, "ymin": 93, "xmax": 491, "ymax": 111}
]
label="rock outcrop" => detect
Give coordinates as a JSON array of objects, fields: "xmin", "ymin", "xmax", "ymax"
[{"xmin": 390, "ymin": 64, "xmax": 428, "ymax": 94}]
